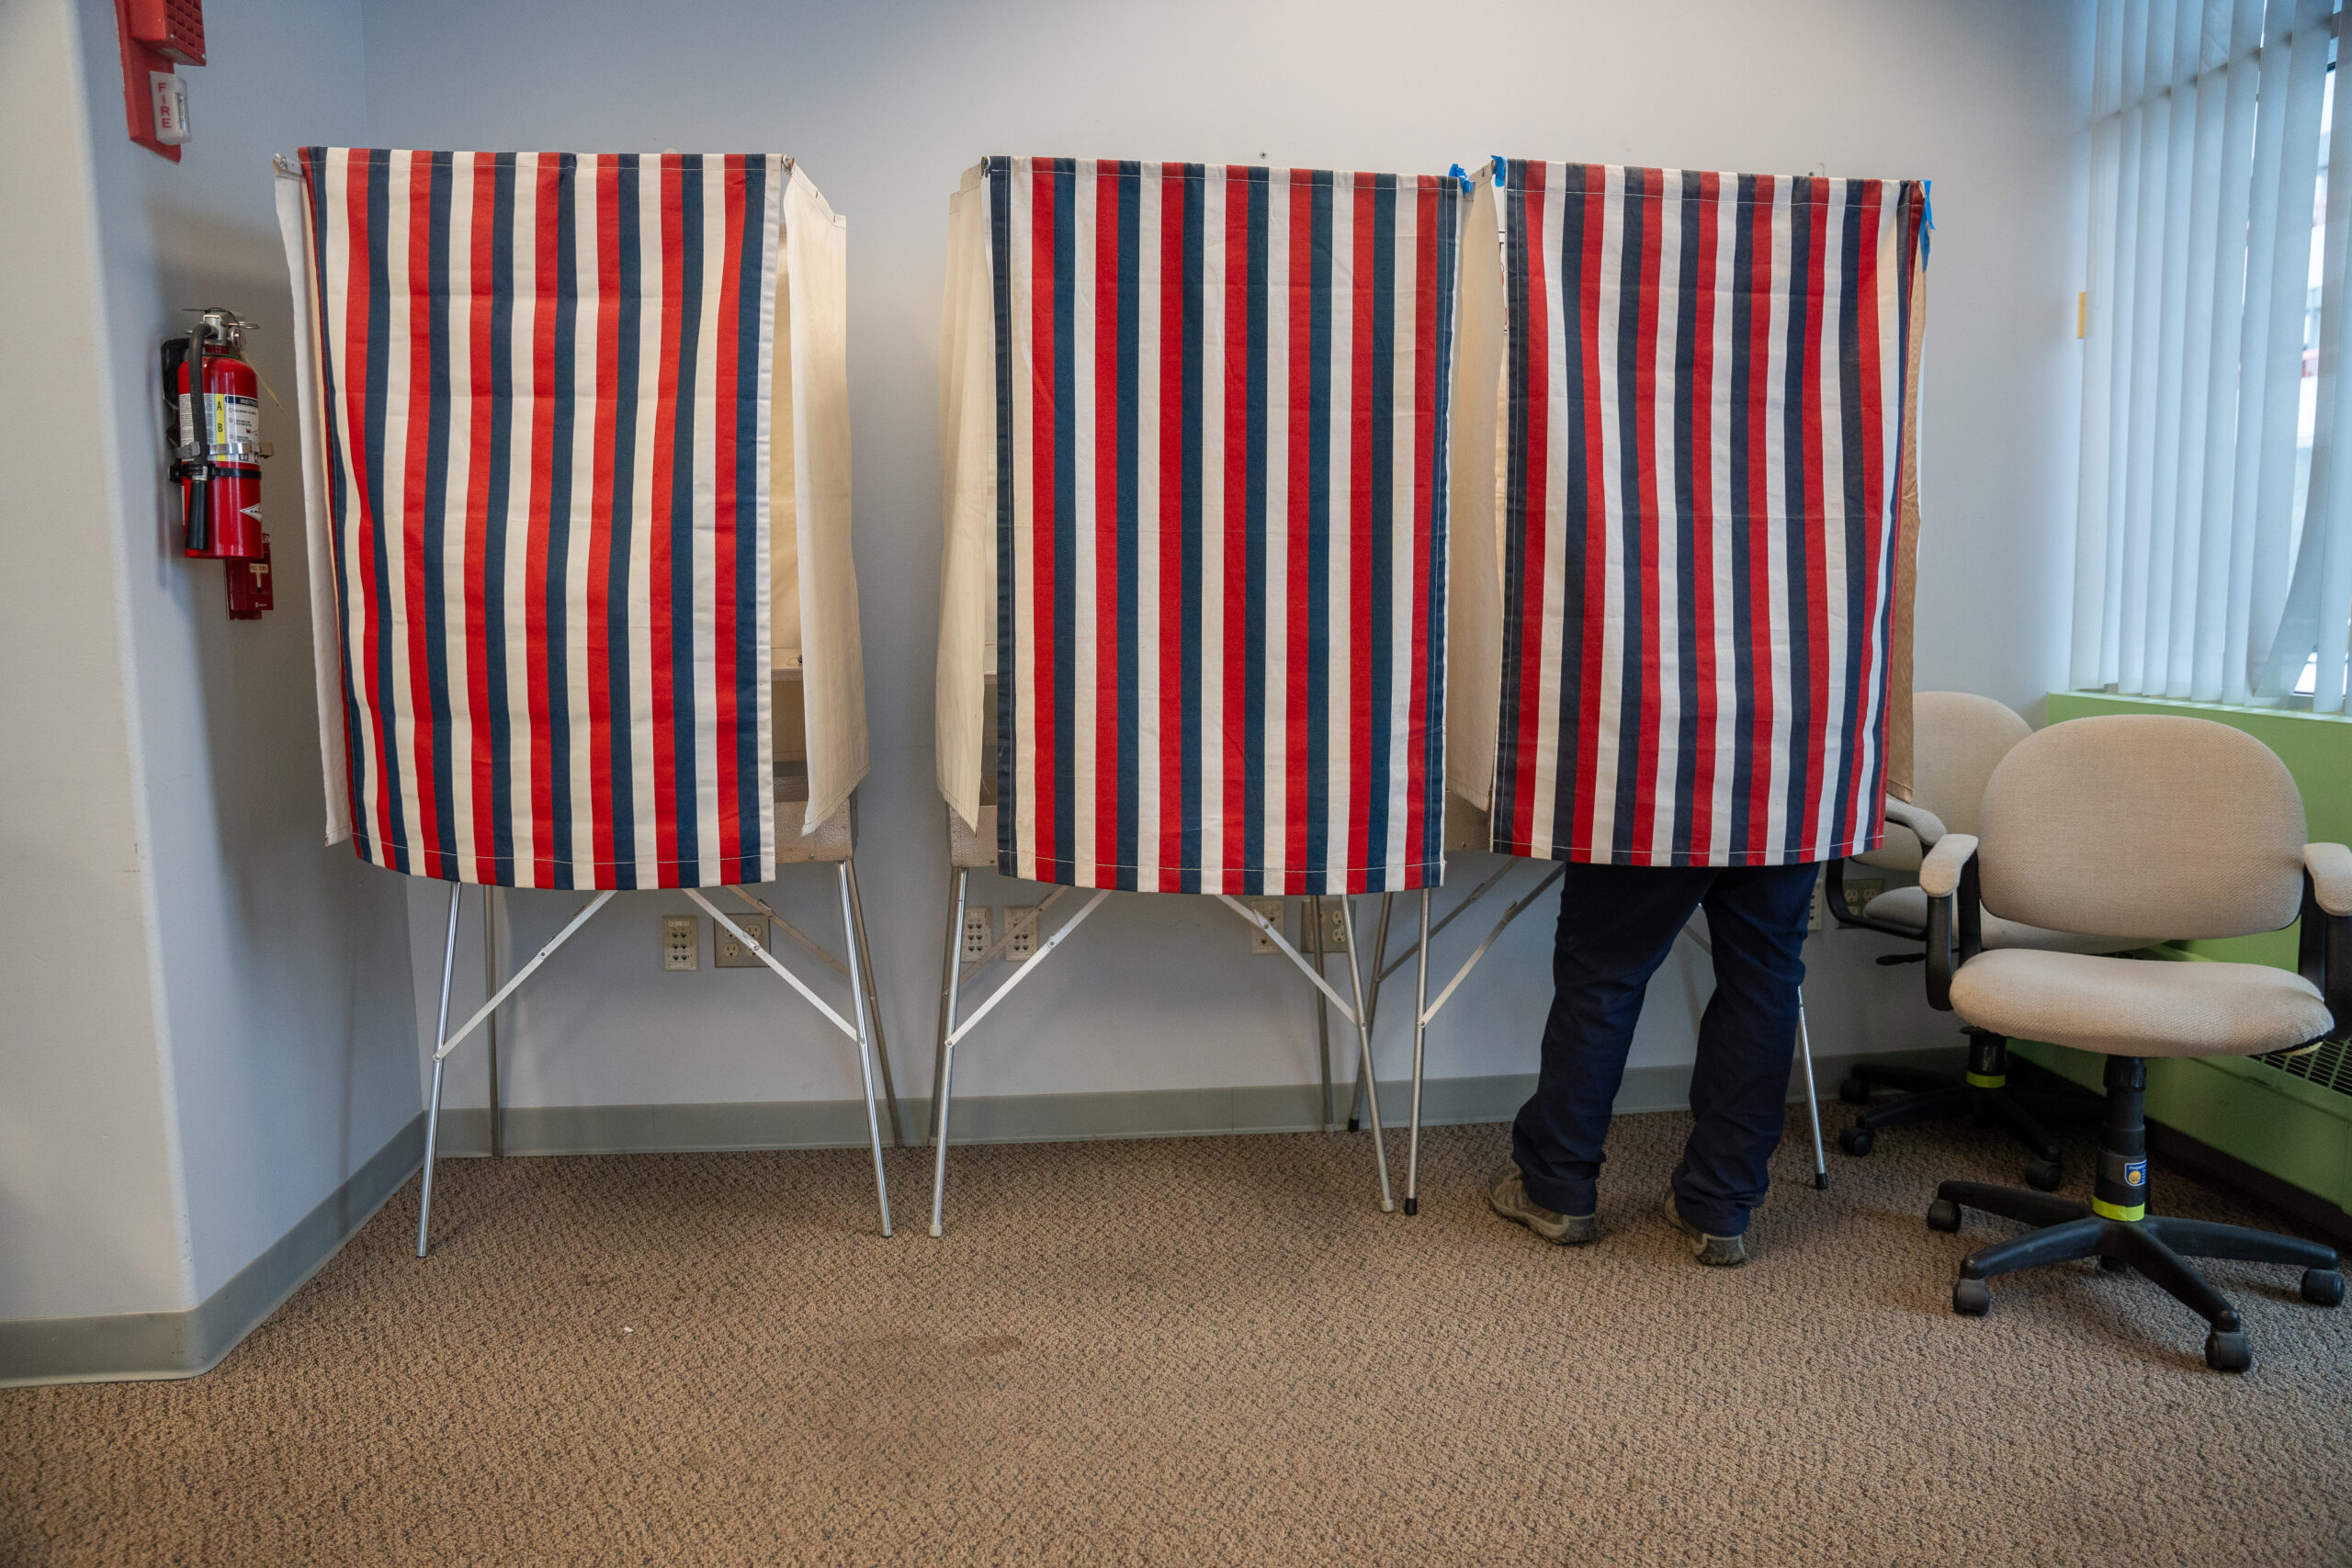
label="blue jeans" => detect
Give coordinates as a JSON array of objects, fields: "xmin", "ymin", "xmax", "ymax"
[{"xmin": 1510, "ymin": 860, "xmax": 1817, "ymax": 1236}]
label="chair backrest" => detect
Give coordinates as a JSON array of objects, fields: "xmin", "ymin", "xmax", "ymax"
[
  {"xmin": 1976, "ymin": 715, "xmax": 2306, "ymax": 941},
  {"xmin": 1857, "ymin": 691, "xmax": 2031, "ymax": 872}
]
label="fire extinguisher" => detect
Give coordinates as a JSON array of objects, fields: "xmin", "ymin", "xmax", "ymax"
[{"xmin": 162, "ymin": 307, "xmax": 272, "ymax": 618}]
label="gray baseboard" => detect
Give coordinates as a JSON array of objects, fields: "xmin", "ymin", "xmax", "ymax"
[
  {"xmin": 2, "ymin": 1045, "xmax": 1937, "ymax": 1387},
  {"xmin": 425, "ymin": 1048, "xmax": 1922, "ymax": 1156},
  {"xmin": 0, "ymin": 1113, "xmax": 424, "ymax": 1390}
]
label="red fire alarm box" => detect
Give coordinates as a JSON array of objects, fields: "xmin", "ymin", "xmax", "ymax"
[{"xmin": 114, "ymin": 0, "xmax": 207, "ymax": 161}]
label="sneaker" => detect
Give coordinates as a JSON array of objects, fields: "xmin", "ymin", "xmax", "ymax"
[
  {"xmin": 1487, "ymin": 1163, "xmax": 1597, "ymax": 1245},
  {"xmin": 1663, "ymin": 1197, "xmax": 1748, "ymax": 1266}
]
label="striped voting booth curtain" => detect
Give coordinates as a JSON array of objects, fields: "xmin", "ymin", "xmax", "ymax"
[
  {"xmin": 983, "ymin": 157, "xmax": 1462, "ymax": 895},
  {"xmin": 289, "ymin": 148, "xmax": 780, "ymax": 888},
  {"xmin": 1488, "ymin": 162, "xmax": 1928, "ymax": 867}
]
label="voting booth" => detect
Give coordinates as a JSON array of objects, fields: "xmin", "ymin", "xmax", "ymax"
[
  {"xmin": 1384, "ymin": 159, "xmax": 1933, "ymax": 1209},
  {"xmin": 930, "ymin": 155, "xmax": 1474, "ymax": 1234},
  {"xmin": 276, "ymin": 147, "xmax": 897, "ymax": 1248}
]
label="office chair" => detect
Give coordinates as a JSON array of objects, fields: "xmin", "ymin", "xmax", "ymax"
[
  {"xmin": 1917, "ymin": 715, "xmax": 2346, "ymax": 1371},
  {"xmin": 1829, "ymin": 693, "xmax": 2132, "ymax": 1187}
]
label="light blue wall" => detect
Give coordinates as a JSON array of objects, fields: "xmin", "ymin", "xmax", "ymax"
[
  {"xmin": 0, "ymin": 0, "xmax": 189, "ymax": 1324},
  {"xmin": 64, "ymin": 0, "xmax": 424, "ymax": 1309},
  {"xmin": 362, "ymin": 0, "xmax": 2097, "ymax": 1117},
  {"xmin": 1, "ymin": 0, "xmax": 422, "ymax": 1337}
]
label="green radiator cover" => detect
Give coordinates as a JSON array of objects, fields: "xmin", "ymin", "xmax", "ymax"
[{"xmin": 2025, "ymin": 692, "xmax": 2352, "ymax": 1219}]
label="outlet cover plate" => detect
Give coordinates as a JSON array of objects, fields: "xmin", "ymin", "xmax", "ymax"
[
  {"xmin": 1838, "ymin": 878, "xmax": 1885, "ymax": 920},
  {"xmin": 1247, "ymin": 897, "xmax": 1285, "ymax": 954},
  {"xmin": 662, "ymin": 914, "xmax": 700, "ymax": 971},
  {"xmin": 962, "ymin": 907, "xmax": 994, "ymax": 961},
  {"xmin": 715, "ymin": 913, "xmax": 770, "ymax": 967},
  {"xmin": 1004, "ymin": 906, "xmax": 1039, "ymax": 960}
]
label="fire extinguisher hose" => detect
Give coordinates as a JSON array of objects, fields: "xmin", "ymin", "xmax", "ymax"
[{"xmin": 185, "ymin": 321, "xmax": 211, "ymax": 554}]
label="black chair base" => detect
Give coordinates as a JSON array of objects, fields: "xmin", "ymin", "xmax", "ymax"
[
  {"xmin": 1838, "ymin": 1031, "xmax": 2099, "ymax": 1189},
  {"xmin": 1927, "ymin": 1055, "xmax": 2344, "ymax": 1372}
]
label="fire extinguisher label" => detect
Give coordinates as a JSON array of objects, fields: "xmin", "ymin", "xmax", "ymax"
[
  {"xmin": 211, "ymin": 394, "xmax": 259, "ymax": 449},
  {"xmin": 180, "ymin": 393, "xmax": 259, "ymax": 454}
]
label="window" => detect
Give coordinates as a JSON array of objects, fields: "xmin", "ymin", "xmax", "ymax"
[{"xmin": 2073, "ymin": 0, "xmax": 2352, "ymax": 713}]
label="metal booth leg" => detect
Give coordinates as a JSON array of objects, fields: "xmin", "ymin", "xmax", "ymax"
[
  {"xmin": 930, "ymin": 868, "xmax": 967, "ymax": 1147},
  {"xmin": 1310, "ymin": 895, "xmax": 1332, "ymax": 1132},
  {"xmin": 930, "ymin": 870, "xmax": 971, "ymax": 1236},
  {"xmin": 1406, "ymin": 887, "xmax": 1432, "ymax": 1215},
  {"xmin": 1796, "ymin": 993, "xmax": 1827, "ymax": 1190},
  {"xmin": 844, "ymin": 856, "xmax": 905, "ymax": 1147},
  {"xmin": 838, "ymin": 864, "xmax": 894, "ymax": 1237},
  {"xmin": 416, "ymin": 883, "xmax": 464, "ymax": 1258},
  {"xmin": 1338, "ymin": 896, "xmax": 1396, "ymax": 1213},
  {"xmin": 1347, "ymin": 893, "xmax": 1395, "ymax": 1133},
  {"xmin": 483, "ymin": 885, "xmax": 503, "ymax": 1158}
]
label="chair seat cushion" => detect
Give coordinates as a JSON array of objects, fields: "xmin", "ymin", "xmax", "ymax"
[
  {"xmin": 1862, "ymin": 886, "xmax": 2135, "ymax": 954},
  {"xmin": 1949, "ymin": 949, "xmax": 2332, "ymax": 1058}
]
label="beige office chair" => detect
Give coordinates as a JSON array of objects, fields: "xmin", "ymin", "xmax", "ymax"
[
  {"xmin": 1917, "ymin": 715, "xmax": 2346, "ymax": 1371},
  {"xmin": 1830, "ymin": 692, "xmax": 2133, "ymax": 1185}
]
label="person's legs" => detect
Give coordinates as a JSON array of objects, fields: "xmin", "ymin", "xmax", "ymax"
[
  {"xmin": 1670, "ymin": 863, "xmax": 1818, "ymax": 1237},
  {"xmin": 1510, "ymin": 862, "xmax": 1715, "ymax": 1219}
]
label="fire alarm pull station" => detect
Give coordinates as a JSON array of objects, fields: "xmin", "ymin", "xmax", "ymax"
[
  {"xmin": 114, "ymin": 0, "xmax": 206, "ymax": 160},
  {"xmin": 164, "ymin": 308, "xmax": 272, "ymax": 619}
]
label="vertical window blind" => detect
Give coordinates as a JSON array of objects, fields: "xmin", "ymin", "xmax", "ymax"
[{"xmin": 2074, "ymin": 0, "xmax": 2352, "ymax": 711}]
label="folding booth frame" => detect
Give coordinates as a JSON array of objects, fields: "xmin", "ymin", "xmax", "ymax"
[{"xmin": 276, "ymin": 149, "xmax": 895, "ymax": 1253}]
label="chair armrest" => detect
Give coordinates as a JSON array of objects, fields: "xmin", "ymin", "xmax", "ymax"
[
  {"xmin": 1918, "ymin": 834, "xmax": 1978, "ymax": 898},
  {"xmin": 1921, "ymin": 836, "xmax": 1981, "ymax": 1012},
  {"xmin": 1883, "ymin": 797, "xmax": 1947, "ymax": 851},
  {"xmin": 2306, "ymin": 843, "xmax": 2352, "ymax": 918},
  {"xmin": 2301, "ymin": 852, "xmax": 2352, "ymax": 1038},
  {"xmin": 1822, "ymin": 855, "xmax": 1916, "ymax": 939}
]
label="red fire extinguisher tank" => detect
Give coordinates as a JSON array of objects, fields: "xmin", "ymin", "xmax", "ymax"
[{"xmin": 165, "ymin": 308, "xmax": 263, "ymax": 560}]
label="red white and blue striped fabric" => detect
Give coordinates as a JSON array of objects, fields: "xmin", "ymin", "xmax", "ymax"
[
  {"xmin": 292, "ymin": 148, "xmax": 780, "ymax": 889},
  {"xmin": 1490, "ymin": 162, "xmax": 1928, "ymax": 867},
  {"xmin": 984, "ymin": 157, "xmax": 1461, "ymax": 895}
]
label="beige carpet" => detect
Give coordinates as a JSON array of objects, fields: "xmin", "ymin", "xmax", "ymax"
[{"xmin": 5, "ymin": 1106, "xmax": 2349, "ymax": 1566}]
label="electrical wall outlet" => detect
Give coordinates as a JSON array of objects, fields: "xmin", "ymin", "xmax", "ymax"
[
  {"xmin": 715, "ymin": 913, "xmax": 770, "ymax": 967},
  {"xmin": 1247, "ymin": 897, "xmax": 1285, "ymax": 954},
  {"xmin": 662, "ymin": 914, "xmax": 700, "ymax": 971},
  {"xmin": 1004, "ymin": 905, "xmax": 1039, "ymax": 960},
  {"xmin": 962, "ymin": 906, "xmax": 994, "ymax": 961},
  {"xmin": 1809, "ymin": 872, "xmax": 1829, "ymax": 932},
  {"xmin": 1838, "ymin": 878, "xmax": 1885, "ymax": 920},
  {"xmin": 1318, "ymin": 904, "xmax": 1350, "ymax": 952}
]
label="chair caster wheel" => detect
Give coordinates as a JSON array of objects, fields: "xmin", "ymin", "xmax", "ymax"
[
  {"xmin": 2024, "ymin": 1157, "xmax": 2063, "ymax": 1191},
  {"xmin": 1838, "ymin": 1074, "xmax": 1871, "ymax": 1107},
  {"xmin": 2301, "ymin": 1269, "xmax": 2345, "ymax": 1307},
  {"xmin": 1837, "ymin": 1125, "xmax": 1874, "ymax": 1157},
  {"xmin": 2098, "ymin": 1254, "xmax": 2129, "ymax": 1273},
  {"xmin": 2204, "ymin": 1329, "xmax": 2253, "ymax": 1372},
  {"xmin": 1926, "ymin": 1198, "xmax": 1961, "ymax": 1233},
  {"xmin": 1952, "ymin": 1278, "xmax": 1991, "ymax": 1316}
]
